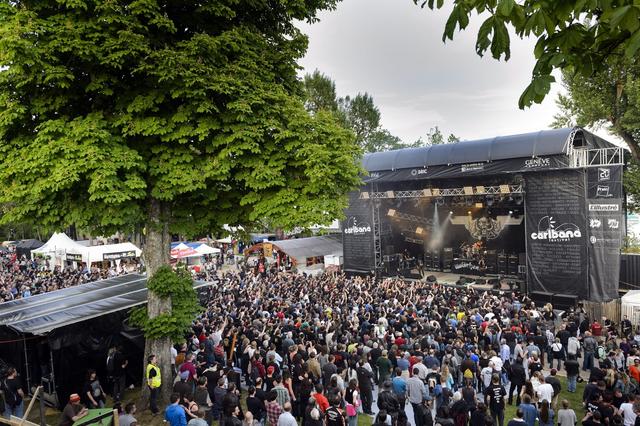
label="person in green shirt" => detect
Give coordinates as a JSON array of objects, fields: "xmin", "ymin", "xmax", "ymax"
[{"xmin": 376, "ymin": 350, "xmax": 393, "ymax": 386}]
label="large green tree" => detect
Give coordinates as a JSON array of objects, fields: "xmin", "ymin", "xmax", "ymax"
[
  {"xmin": 550, "ymin": 53, "xmax": 640, "ymax": 159},
  {"xmin": 550, "ymin": 52, "xmax": 640, "ymax": 210},
  {"xmin": 415, "ymin": 0, "xmax": 640, "ymax": 108},
  {"xmin": 0, "ymin": 0, "xmax": 361, "ymax": 403}
]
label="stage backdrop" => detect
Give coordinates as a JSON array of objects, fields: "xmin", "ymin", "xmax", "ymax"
[
  {"xmin": 342, "ymin": 191, "xmax": 375, "ymax": 273},
  {"xmin": 586, "ymin": 165, "xmax": 623, "ymax": 301},
  {"xmin": 525, "ymin": 170, "xmax": 589, "ymax": 299}
]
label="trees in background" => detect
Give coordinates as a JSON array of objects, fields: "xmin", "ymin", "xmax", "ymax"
[
  {"xmin": 303, "ymin": 70, "xmax": 458, "ymax": 152},
  {"xmin": 550, "ymin": 52, "xmax": 640, "ymax": 210}
]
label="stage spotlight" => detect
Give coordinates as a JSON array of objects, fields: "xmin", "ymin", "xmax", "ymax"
[
  {"xmin": 449, "ymin": 211, "xmax": 453, "ymax": 215},
  {"xmin": 436, "ymin": 197, "xmax": 444, "ymax": 206},
  {"xmin": 464, "ymin": 186, "xmax": 474, "ymax": 195},
  {"xmin": 467, "ymin": 211, "xmax": 471, "ymax": 215},
  {"xmin": 509, "ymin": 210, "xmax": 514, "ymax": 215},
  {"xmin": 475, "ymin": 186, "xmax": 485, "ymax": 194},
  {"xmin": 475, "ymin": 203, "xmax": 483, "ymax": 208},
  {"xmin": 432, "ymin": 188, "xmax": 441, "ymax": 196},
  {"xmin": 387, "ymin": 209, "xmax": 396, "ymax": 217},
  {"xmin": 422, "ymin": 188, "xmax": 432, "ymax": 197},
  {"xmin": 499, "ymin": 184, "xmax": 510, "ymax": 194},
  {"xmin": 386, "ymin": 190, "xmax": 395, "ymax": 198},
  {"xmin": 360, "ymin": 192, "xmax": 370, "ymax": 199},
  {"xmin": 416, "ymin": 227, "xmax": 424, "ymax": 235}
]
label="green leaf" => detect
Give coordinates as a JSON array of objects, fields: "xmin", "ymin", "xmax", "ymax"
[
  {"xmin": 491, "ymin": 18, "xmax": 511, "ymax": 60},
  {"xmin": 443, "ymin": 5, "xmax": 461, "ymax": 41},
  {"xmin": 497, "ymin": 0, "xmax": 515, "ymax": 17},
  {"xmin": 475, "ymin": 16, "xmax": 495, "ymax": 56},
  {"xmin": 625, "ymin": 29, "xmax": 640, "ymax": 57}
]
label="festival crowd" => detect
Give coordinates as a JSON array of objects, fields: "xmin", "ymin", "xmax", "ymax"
[
  {"xmin": 5, "ymin": 266, "xmax": 640, "ymax": 426},
  {"xmin": 0, "ymin": 251, "xmax": 136, "ymax": 303},
  {"xmin": 142, "ymin": 269, "xmax": 640, "ymax": 426}
]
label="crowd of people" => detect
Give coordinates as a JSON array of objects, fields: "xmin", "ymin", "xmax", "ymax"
[
  {"xmin": 0, "ymin": 251, "xmax": 134, "ymax": 302},
  {"xmin": 127, "ymin": 269, "xmax": 640, "ymax": 426},
  {"xmin": 5, "ymin": 263, "xmax": 640, "ymax": 426}
]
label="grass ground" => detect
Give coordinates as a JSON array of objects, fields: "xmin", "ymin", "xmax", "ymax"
[{"xmin": 26, "ymin": 376, "xmax": 586, "ymax": 426}]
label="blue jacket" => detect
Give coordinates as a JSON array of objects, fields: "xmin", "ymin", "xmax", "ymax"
[
  {"xmin": 518, "ymin": 403, "xmax": 538, "ymax": 426},
  {"xmin": 165, "ymin": 403, "xmax": 187, "ymax": 426}
]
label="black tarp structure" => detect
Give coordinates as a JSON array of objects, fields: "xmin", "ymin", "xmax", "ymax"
[
  {"xmin": 345, "ymin": 127, "xmax": 624, "ymax": 302},
  {"xmin": 0, "ymin": 274, "xmax": 212, "ymax": 408},
  {"xmin": 15, "ymin": 239, "xmax": 43, "ymax": 258}
]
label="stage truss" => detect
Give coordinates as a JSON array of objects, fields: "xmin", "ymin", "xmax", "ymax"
[{"xmin": 360, "ymin": 184, "xmax": 524, "ymax": 200}]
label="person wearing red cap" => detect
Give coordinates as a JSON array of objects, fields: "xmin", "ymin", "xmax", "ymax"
[{"xmin": 58, "ymin": 393, "xmax": 88, "ymax": 426}]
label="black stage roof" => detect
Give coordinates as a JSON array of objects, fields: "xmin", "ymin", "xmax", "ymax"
[
  {"xmin": 0, "ymin": 274, "xmax": 211, "ymax": 335},
  {"xmin": 362, "ymin": 127, "xmax": 617, "ymax": 172}
]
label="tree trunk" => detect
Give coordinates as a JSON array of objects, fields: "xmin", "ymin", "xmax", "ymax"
[
  {"xmin": 619, "ymin": 129, "xmax": 640, "ymax": 163},
  {"xmin": 140, "ymin": 198, "xmax": 173, "ymax": 409}
]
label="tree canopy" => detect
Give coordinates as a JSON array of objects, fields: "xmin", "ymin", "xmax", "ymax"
[
  {"xmin": 416, "ymin": 0, "xmax": 640, "ymax": 109},
  {"xmin": 550, "ymin": 51, "xmax": 640, "ymax": 211},
  {"xmin": 0, "ymin": 0, "xmax": 361, "ymax": 238},
  {"xmin": 0, "ymin": 0, "xmax": 362, "ymax": 404},
  {"xmin": 303, "ymin": 70, "xmax": 398, "ymax": 152}
]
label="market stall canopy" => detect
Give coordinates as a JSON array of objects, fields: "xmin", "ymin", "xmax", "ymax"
[
  {"xmin": 245, "ymin": 235, "xmax": 342, "ymax": 264},
  {"xmin": 15, "ymin": 239, "xmax": 44, "ymax": 258},
  {"xmin": 0, "ymin": 273, "xmax": 211, "ymax": 335},
  {"xmin": 86, "ymin": 242, "xmax": 142, "ymax": 264},
  {"xmin": 621, "ymin": 290, "xmax": 640, "ymax": 326},
  {"xmin": 170, "ymin": 242, "xmax": 220, "ymax": 258},
  {"xmin": 31, "ymin": 232, "xmax": 86, "ymax": 259},
  {"xmin": 171, "ymin": 243, "xmax": 199, "ymax": 259},
  {"xmin": 194, "ymin": 243, "xmax": 220, "ymax": 255}
]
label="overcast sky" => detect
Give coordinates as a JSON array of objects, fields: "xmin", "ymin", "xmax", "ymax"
[{"xmin": 296, "ymin": 0, "xmax": 564, "ymax": 144}]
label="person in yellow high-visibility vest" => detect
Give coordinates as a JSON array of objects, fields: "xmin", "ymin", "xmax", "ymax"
[{"xmin": 146, "ymin": 355, "xmax": 161, "ymax": 415}]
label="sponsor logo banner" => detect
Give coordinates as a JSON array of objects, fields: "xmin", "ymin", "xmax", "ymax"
[
  {"xmin": 588, "ymin": 204, "xmax": 620, "ymax": 211},
  {"xmin": 103, "ymin": 250, "xmax": 137, "ymax": 261}
]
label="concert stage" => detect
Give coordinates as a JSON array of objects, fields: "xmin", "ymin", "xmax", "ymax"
[
  {"xmin": 394, "ymin": 269, "xmax": 521, "ymax": 291},
  {"xmin": 343, "ymin": 127, "xmax": 625, "ymax": 303}
]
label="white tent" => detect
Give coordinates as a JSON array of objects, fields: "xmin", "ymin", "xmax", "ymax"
[
  {"xmin": 31, "ymin": 232, "xmax": 87, "ymax": 268},
  {"xmin": 621, "ymin": 290, "xmax": 640, "ymax": 326},
  {"xmin": 195, "ymin": 243, "xmax": 220, "ymax": 255},
  {"xmin": 85, "ymin": 242, "xmax": 142, "ymax": 265}
]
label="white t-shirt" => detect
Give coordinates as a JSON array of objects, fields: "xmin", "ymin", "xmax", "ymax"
[
  {"xmin": 620, "ymin": 402, "xmax": 637, "ymax": 426},
  {"xmin": 171, "ymin": 346, "xmax": 177, "ymax": 366},
  {"xmin": 536, "ymin": 383, "xmax": 554, "ymax": 403}
]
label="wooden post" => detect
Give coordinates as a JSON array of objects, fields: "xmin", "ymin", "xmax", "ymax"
[{"xmin": 19, "ymin": 386, "xmax": 42, "ymax": 426}]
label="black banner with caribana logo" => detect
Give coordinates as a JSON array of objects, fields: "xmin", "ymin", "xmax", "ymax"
[
  {"xmin": 525, "ymin": 170, "xmax": 589, "ymax": 299},
  {"xmin": 586, "ymin": 165, "xmax": 623, "ymax": 301},
  {"xmin": 342, "ymin": 191, "xmax": 375, "ymax": 273}
]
